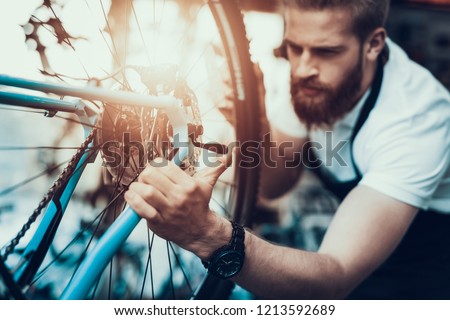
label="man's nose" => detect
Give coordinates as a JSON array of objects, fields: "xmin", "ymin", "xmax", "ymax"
[{"xmin": 293, "ymin": 52, "xmax": 319, "ymax": 79}]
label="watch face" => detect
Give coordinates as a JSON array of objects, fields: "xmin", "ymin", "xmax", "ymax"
[{"xmin": 210, "ymin": 250, "xmax": 244, "ymax": 279}]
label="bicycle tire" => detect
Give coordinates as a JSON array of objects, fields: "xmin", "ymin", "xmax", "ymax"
[
  {"xmin": 194, "ymin": 0, "xmax": 261, "ymax": 299},
  {"xmin": 0, "ymin": 0, "xmax": 260, "ymax": 300}
]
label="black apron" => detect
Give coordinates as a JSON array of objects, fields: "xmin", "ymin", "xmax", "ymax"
[{"xmin": 307, "ymin": 59, "xmax": 450, "ymax": 299}]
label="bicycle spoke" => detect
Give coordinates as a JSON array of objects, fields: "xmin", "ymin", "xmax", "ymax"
[
  {"xmin": 125, "ymin": 0, "xmax": 131, "ymax": 65},
  {"xmin": 140, "ymin": 230, "xmax": 155, "ymax": 300},
  {"xmin": 0, "ymin": 106, "xmax": 48, "ymax": 115},
  {"xmin": 199, "ymin": 97, "xmax": 233, "ymax": 118},
  {"xmin": 1, "ymin": 108, "xmax": 108, "ymax": 132},
  {"xmin": 0, "ymin": 160, "xmax": 69, "ymax": 197},
  {"xmin": 91, "ymin": 273, "xmax": 102, "ymax": 299},
  {"xmin": 99, "ymin": 0, "xmax": 127, "ymax": 85},
  {"xmin": 153, "ymin": 0, "xmax": 157, "ymax": 63},
  {"xmin": 156, "ymin": 0, "xmax": 167, "ymax": 64},
  {"xmin": 168, "ymin": 241, "xmax": 194, "ymax": 296},
  {"xmin": 192, "ymin": 61, "xmax": 227, "ymax": 91},
  {"xmin": 60, "ymin": 187, "xmax": 126, "ymax": 293},
  {"xmin": 184, "ymin": 41, "xmax": 214, "ymax": 80},
  {"xmin": 83, "ymin": 0, "xmax": 117, "ymax": 77},
  {"xmin": 166, "ymin": 241, "xmax": 176, "ymax": 299},
  {"xmin": 31, "ymin": 203, "xmax": 110, "ymax": 285},
  {"xmin": 47, "ymin": 3, "xmax": 91, "ymax": 79},
  {"xmin": 53, "ymin": 115, "xmax": 111, "ymax": 132},
  {"xmin": 169, "ymin": 2, "xmax": 207, "ymax": 58},
  {"xmin": 130, "ymin": 0, "xmax": 152, "ymax": 66},
  {"xmin": 0, "ymin": 146, "xmax": 101, "ymax": 151},
  {"xmin": 108, "ymin": 255, "xmax": 114, "ymax": 299}
]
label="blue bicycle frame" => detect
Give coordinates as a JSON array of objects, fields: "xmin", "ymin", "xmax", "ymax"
[{"xmin": 0, "ymin": 74, "xmax": 190, "ymax": 299}]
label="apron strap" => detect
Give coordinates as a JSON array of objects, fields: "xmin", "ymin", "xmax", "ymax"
[
  {"xmin": 350, "ymin": 57, "xmax": 385, "ymax": 180},
  {"xmin": 306, "ymin": 56, "xmax": 385, "ymax": 199}
]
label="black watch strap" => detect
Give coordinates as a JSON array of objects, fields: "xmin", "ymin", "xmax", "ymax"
[
  {"xmin": 201, "ymin": 220, "xmax": 245, "ymax": 270},
  {"xmin": 229, "ymin": 220, "xmax": 245, "ymax": 252}
]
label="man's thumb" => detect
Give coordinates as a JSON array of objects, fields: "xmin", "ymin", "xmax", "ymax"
[{"xmin": 195, "ymin": 152, "xmax": 232, "ymax": 186}]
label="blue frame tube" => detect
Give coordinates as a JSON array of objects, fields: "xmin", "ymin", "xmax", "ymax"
[
  {"xmin": 0, "ymin": 91, "xmax": 80, "ymax": 113},
  {"xmin": 0, "ymin": 74, "xmax": 177, "ymax": 109},
  {"xmin": 60, "ymin": 207, "xmax": 141, "ymax": 299},
  {"xmin": 13, "ymin": 148, "xmax": 94, "ymax": 283},
  {"xmin": 61, "ymin": 147, "xmax": 189, "ymax": 300}
]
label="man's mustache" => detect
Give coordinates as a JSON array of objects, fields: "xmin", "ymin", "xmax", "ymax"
[{"xmin": 291, "ymin": 76, "xmax": 330, "ymax": 92}]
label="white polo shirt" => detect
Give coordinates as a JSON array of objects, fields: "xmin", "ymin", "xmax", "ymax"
[{"xmin": 269, "ymin": 39, "xmax": 450, "ymax": 212}]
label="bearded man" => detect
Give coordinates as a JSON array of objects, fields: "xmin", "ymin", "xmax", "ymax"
[{"xmin": 125, "ymin": 0, "xmax": 450, "ymax": 299}]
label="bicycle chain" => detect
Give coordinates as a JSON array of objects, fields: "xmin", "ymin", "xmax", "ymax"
[{"xmin": 1, "ymin": 129, "xmax": 97, "ymax": 261}]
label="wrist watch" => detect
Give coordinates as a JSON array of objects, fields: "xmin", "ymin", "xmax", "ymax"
[{"xmin": 202, "ymin": 220, "xmax": 245, "ymax": 279}]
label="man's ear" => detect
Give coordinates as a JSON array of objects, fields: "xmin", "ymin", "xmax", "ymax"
[{"xmin": 365, "ymin": 28, "xmax": 387, "ymax": 62}]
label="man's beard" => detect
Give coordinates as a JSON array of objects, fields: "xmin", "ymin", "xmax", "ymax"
[{"xmin": 291, "ymin": 56, "xmax": 363, "ymax": 130}]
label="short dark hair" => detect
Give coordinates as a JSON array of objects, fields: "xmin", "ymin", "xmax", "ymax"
[{"xmin": 283, "ymin": 0, "xmax": 390, "ymax": 41}]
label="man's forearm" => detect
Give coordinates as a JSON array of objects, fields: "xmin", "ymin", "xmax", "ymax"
[
  {"xmin": 233, "ymin": 230, "xmax": 349, "ymax": 299},
  {"xmin": 189, "ymin": 214, "xmax": 348, "ymax": 299},
  {"xmin": 259, "ymin": 158, "xmax": 303, "ymax": 199},
  {"xmin": 259, "ymin": 132, "xmax": 306, "ymax": 199}
]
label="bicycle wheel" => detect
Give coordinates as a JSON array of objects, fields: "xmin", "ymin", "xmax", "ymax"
[{"xmin": 0, "ymin": 0, "xmax": 260, "ymax": 299}]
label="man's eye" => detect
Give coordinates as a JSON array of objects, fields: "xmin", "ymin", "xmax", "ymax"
[
  {"xmin": 287, "ymin": 44, "xmax": 302, "ymax": 55},
  {"xmin": 315, "ymin": 49, "xmax": 338, "ymax": 56}
]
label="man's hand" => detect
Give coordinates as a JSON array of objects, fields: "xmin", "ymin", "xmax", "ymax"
[{"xmin": 124, "ymin": 157, "xmax": 232, "ymax": 259}]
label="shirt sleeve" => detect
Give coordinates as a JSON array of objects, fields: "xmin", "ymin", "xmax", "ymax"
[{"xmin": 359, "ymin": 109, "xmax": 450, "ymax": 210}]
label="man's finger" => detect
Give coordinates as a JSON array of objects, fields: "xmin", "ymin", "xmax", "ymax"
[
  {"xmin": 125, "ymin": 189, "xmax": 160, "ymax": 222},
  {"xmin": 147, "ymin": 157, "xmax": 192, "ymax": 186},
  {"xmin": 139, "ymin": 163, "xmax": 178, "ymax": 196},
  {"xmin": 195, "ymin": 147, "xmax": 234, "ymax": 186},
  {"xmin": 128, "ymin": 182, "xmax": 170, "ymax": 213}
]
